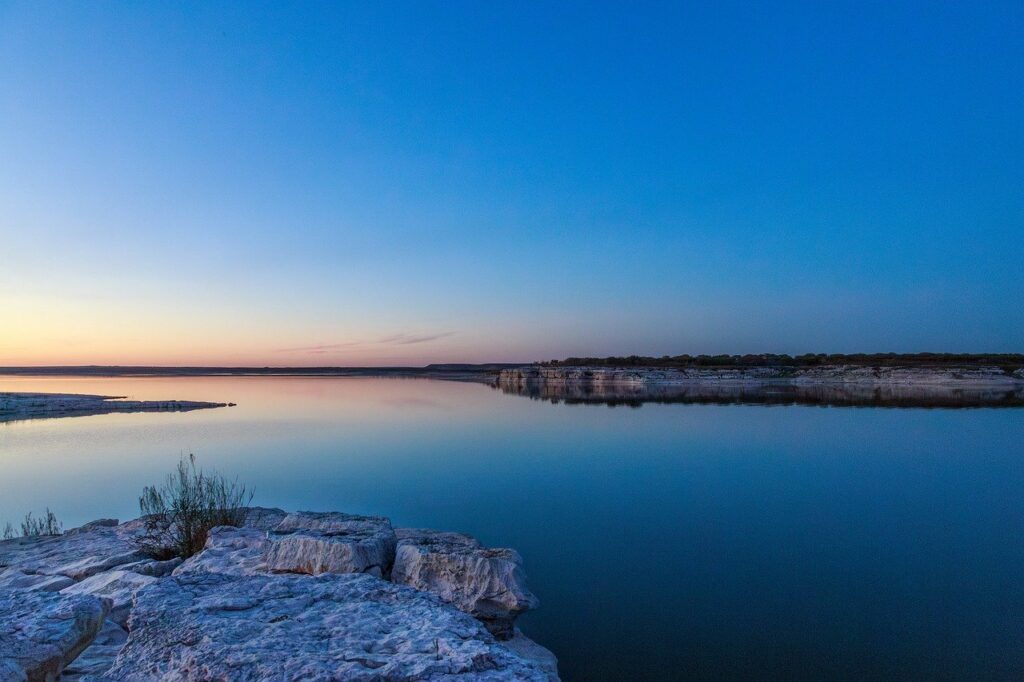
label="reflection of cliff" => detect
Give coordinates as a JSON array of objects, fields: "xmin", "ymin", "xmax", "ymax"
[{"xmin": 495, "ymin": 366, "xmax": 1024, "ymax": 408}]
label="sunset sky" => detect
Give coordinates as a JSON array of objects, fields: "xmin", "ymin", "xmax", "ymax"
[{"xmin": 2, "ymin": 2, "xmax": 1022, "ymax": 366}]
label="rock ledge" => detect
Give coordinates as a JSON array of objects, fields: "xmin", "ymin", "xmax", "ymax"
[{"xmin": 0, "ymin": 509, "xmax": 557, "ymax": 681}]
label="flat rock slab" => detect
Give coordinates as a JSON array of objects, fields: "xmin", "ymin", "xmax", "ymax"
[
  {"xmin": 0, "ymin": 524, "xmax": 145, "ymax": 582},
  {"xmin": 0, "ymin": 589, "xmax": 109, "ymax": 682},
  {"xmin": 60, "ymin": 570, "xmax": 157, "ymax": 627},
  {"xmin": 265, "ymin": 511, "xmax": 397, "ymax": 577},
  {"xmin": 94, "ymin": 572, "xmax": 551, "ymax": 681},
  {"xmin": 393, "ymin": 528, "xmax": 539, "ymax": 639},
  {"xmin": 0, "ymin": 509, "xmax": 287, "ymax": 583},
  {"xmin": 0, "ymin": 568, "xmax": 75, "ymax": 593}
]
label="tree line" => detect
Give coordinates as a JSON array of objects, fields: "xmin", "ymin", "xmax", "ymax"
[{"xmin": 539, "ymin": 353, "xmax": 1024, "ymax": 370}]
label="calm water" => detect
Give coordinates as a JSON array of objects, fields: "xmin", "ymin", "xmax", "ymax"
[{"xmin": 2, "ymin": 375, "xmax": 1023, "ymax": 680}]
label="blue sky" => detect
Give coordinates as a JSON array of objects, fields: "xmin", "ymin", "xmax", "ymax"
[{"xmin": 1, "ymin": 1, "xmax": 1021, "ymax": 364}]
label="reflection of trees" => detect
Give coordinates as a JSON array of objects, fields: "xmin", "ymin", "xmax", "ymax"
[{"xmin": 494, "ymin": 380, "xmax": 1024, "ymax": 409}]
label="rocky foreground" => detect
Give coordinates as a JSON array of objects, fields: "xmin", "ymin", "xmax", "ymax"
[
  {"xmin": 497, "ymin": 365, "xmax": 1024, "ymax": 407},
  {"xmin": 0, "ymin": 510, "xmax": 557, "ymax": 681},
  {"xmin": 0, "ymin": 393, "xmax": 232, "ymax": 423}
]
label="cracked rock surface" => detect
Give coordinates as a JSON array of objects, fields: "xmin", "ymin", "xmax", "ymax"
[
  {"xmin": 0, "ymin": 524, "xmax": 145, "ymax": 582},
  {"xmin": 1, "ymin": 509, "xmax": 557, "ymax": 680},
  {"xmin": 93, "ymin": 572, "xmax": 550, "ymax": 681},
  {"xmin": 0, "ymin": 588, "xmax": 109, "ymax": 681}
]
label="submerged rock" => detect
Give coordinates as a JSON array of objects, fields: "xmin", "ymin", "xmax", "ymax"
[
  {"xmin": 393, "ymin": 528, "xmax": 540, "ymax": 639},
  {"xmin": 0, "ymin": 589, "xmax": 109, "ymax": 681},
  {"xmin": 503, "ymin": 629, "xmax": 560, "ymax": 681},
  {"xmin": 94, "ymin": 572, "xmax": 551, "ymax": 681},
  {"xmin": 265, "ymin": 511, "xmax": 398, "ymax": 578}
]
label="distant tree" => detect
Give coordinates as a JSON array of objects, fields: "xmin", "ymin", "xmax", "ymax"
[{"xmin": 539, "ymin": 353, "xmax": 1024, "ymax": 370}]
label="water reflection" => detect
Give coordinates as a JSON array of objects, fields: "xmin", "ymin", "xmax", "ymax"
[
  {"xmin": 1, "ymin": 375, "xmax": 1023, "ymax": 680},
  {"xmin": 495, "ymin": 378, "xmax": 1024, "ymax": 408}
]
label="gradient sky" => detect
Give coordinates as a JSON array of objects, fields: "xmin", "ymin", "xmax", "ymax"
[{"xmin": 1, "ymin": 1, "xmax": 1022, "ymax": 365}]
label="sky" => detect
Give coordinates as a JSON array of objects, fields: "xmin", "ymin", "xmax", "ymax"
[{"xmin": 1, "ymin": 1, "xmax": 1022, "ymax": 366}]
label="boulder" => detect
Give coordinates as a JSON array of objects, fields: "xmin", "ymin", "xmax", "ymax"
[
  {"xmin": 94, "ymin": 572, "xmax": 552, "ymax": 681},
  {"xmin": 173, "ymin": 526, "xmax": 270, "ymax": 576},
  {"xmin": 264, "ymin": 511, "xmax": 397, "ymax": 578},
  {"xmin": 0, "ymin": 588, "xmax": 109, "ymax": 681},
  {"xmin": 393, "ymin": 528, "xmax": 539, "ymax": 638}
]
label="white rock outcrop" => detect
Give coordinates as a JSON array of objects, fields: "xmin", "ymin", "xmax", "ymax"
[
  {"xmin": 265, "ymin": 511, "xmax": 398, "ymax": 578},
  {"xmin": 0, "ymin": 509, "xmax": 557, "ymax": 680},
  {"xmin": 93, "ymin": 572, "xmax": 551, "ymax": 681},
  {"xmin": 393, "ymin": 528, "xmax": 540, "ymax": 639}
]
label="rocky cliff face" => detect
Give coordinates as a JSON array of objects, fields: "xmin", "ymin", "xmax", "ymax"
[
  {"xmin": 496, "ymin": 366, "xmax": 1024, "ymax": 407},
  {"xmin": 500, "ymin": 365, "xmax": 1024, "ymax": 386},
  {"xmin": 0, "ymin": 509, "xmax": 556, "ymax": 681}
]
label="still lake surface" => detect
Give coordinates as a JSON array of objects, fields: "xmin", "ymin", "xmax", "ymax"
[{"xmin": 2, "ymin": 375, "xmax": 1023, "ymax": 680}]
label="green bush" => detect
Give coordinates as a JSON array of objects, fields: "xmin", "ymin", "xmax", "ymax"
[{"xmin": 137, "ymin": 453, "xmax": 252, "ymax": 559}]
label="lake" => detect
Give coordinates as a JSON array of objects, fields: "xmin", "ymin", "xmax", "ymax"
[{"xmin": 2, "ymin": 375, "xmax": 1023, "ymax": 680}]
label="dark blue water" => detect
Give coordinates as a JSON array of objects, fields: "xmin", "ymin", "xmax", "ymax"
[{"xmin": 2, "ymin": 376, "xmax": 1022, "ymax": 679}]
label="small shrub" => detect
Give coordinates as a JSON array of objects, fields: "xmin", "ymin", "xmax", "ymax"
[
  {"xmin": 2, "ymin": 522, "xmax": 15, "ymax": 540},
  {"xmin": 19, "ymin": 509, "xmax": 62, "ymax": 537},
  {"xmin": 136, "ymin": 453, "xmax": 253, "ymax": 559}
]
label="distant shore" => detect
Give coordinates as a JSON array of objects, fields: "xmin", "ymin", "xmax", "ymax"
[
  {"xmin": 0, "ymin": 393, "xmax": 232, "ymax": 423},
  {"xmin": 5, "ymin": 358, "xmax": 1024, "ymax": 409},
  {"xmin": 0, "ymin": 364, "xmax": 522, "ymax": 378},
  {"xmin": 497, "ymin": 364, "xmax": 1024, "ymax": 408}
]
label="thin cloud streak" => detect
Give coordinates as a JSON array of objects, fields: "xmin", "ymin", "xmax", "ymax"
[
  {"xmin": 275, "ymin": 342, "xmax": 363, "ymax": 353},
  {"xmin": 377, "ymin": 332, "xmax": 456, "ymax": 345},
  {"xmin": 276, "ymin": 332, "xmax": 455, "ymax": 354}
]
